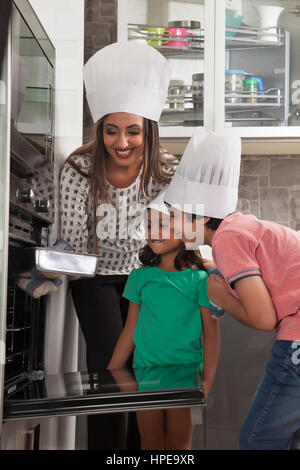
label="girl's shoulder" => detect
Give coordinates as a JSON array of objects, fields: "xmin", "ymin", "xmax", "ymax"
[
  {"xmin": 130, "ymin": 266, "xmax": 155, "ymax": 278},
  {"xmin": 127, "ymin": 266, "xmax": 155, "ymax": 291},
  {"xmin": 189, "ymin": 268, "xmax": 209, "ymax": 282}
]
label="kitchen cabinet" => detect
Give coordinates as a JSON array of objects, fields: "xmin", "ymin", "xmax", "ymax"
[{"xmin": 118, "ymin": 0, "xmax": 300, "ymax": 140}]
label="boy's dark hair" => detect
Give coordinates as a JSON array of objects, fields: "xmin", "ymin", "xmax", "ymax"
[
  {"xmin": 163, "ymin": 202, "xmax": 223, "ymax": 232},
  {"xmin": 139, "ymin": 242, "xmax": 205, "ymax": 271},
  {"xmin": 185, "ymin": 213, "xmax": 224, "ymax": 231}
]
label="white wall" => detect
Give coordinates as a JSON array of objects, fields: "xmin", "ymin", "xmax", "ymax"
[{"xmin": 28, "ymin": 0, "xmax": 85, "ymax": 450}]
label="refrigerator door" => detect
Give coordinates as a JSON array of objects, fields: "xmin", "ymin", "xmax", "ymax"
[{"xmin": 3, "ymin": 365, "xmax": 205, "ymax": 421}]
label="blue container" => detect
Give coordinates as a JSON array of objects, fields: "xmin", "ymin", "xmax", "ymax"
[
  {"xmin": 226, "ymin": 12, "xmax": 243, "ymax": 39},
  {"xmin": 207, "ymin": 267, "xmax": 226, "ymax": 319},
  {"xmin": 249, "ymin": 76, "xmax": 265, "ymax": 94}
]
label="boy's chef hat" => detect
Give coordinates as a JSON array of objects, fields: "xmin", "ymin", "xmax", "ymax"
[
  {"xmin": 147, "ymin": 189, "xmax": 169, "ymax": 215},
  {"xmin": 164, "ymin": 127, "xmax": 241, "ymax": 219},
  {"xmin": 83, "ymin": 42, "xmax": 171, "ymax": 123}
]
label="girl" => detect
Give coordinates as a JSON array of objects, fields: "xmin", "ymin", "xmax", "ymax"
[
  {"xmin": 108, "ymin": 192, "xmax": 220, "ymax": 450},
  {"xmin": 59, "ymin": 42, "xmax": 177, "ymax": 450}
]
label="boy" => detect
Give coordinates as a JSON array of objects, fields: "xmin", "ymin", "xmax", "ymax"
[{"xmin": 164, "ymin": 127, "xmax": 300, "ymax": 450}]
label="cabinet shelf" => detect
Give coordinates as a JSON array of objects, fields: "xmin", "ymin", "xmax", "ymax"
[
  {"xmin": 225, "ymin": 88, "xmax": 283, "ymax": 108},
  {"xmin": 128, "ymin": 24, "xmax": 285, "ymax": 59},
  {"xmin": 226, "ymin": 26, "xmax": 285, "ymax": 50},
  {"xmin": 128, "ymin": 23, "xmax": 204, "ymax": 59},
  {"xmin": 160, "ymin": 108, "xmax": 203, "ymax": 127}
]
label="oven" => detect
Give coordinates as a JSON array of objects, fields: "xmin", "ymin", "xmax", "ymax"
[{"xmin": 4, "ymin": 0, "xmax": 55, "ymax": 402}]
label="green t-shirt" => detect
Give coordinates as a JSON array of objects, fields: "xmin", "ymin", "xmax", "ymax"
[{"xmin": 123, "ymin": 266, "xmax": 210, "ymax": 374}]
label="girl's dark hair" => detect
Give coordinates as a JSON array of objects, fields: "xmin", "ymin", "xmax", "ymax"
[{"xmin": 139, "ymin": 242, "xmax": 205, "ymax": 271}]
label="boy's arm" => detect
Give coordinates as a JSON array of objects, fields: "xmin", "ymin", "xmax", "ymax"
[
  {"xmin": 207, "ymin": 274, "xmax": 277, "ymax": 331},
  {"xmin": 200, "ymin": 306, "xmax": 220, "ymax": 399},
  {"xmin": 107, "ymin": 301, "xmax": 140, "ymax": 370}
]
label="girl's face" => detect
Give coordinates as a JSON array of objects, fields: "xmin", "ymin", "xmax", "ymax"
[
  {"xmin": 146, "ymin": 209, "xmax": 182, "ymax": 256},
  {"xmin": 103, "ymin": 112, "xmax": 145, "ymax": 167}
]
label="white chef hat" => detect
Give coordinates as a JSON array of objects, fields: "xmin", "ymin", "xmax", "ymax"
[
  {"xmin": 164, "ymin": 127, "xmax": 241, "ymax": 219},
  {"xmin": 83, "ymin": 42, "xmax": 171, "ymax": 123},
  {"xmin": 147, "ymin": 189, "xmax": 170, "ymax": 215}
]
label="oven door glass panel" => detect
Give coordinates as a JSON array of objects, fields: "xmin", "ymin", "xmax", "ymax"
[
  {"xmin": 3, "ymin": 365, "xmax": 205, "ymax": 421},
  {"xmin": 11, "ymin": 5, "xmax": 54, "ymax": 161}
]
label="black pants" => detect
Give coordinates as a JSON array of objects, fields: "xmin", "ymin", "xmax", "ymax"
[{"xmin": 70, "ymin": 275, "xmax": 140, "ymax": 450}]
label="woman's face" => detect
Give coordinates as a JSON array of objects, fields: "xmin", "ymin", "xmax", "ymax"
[{"xmin": 103, "ymin": 112, "xmax": 145, "ymax": 167}]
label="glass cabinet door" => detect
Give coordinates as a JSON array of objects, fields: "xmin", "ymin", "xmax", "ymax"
[
  {"xmin": 11, "ymin": 4, "xmax": 54, "ymax": 160},
  {"xmin": 215, "ymin": 0, "xmax": 300, "ymax": 137},
  {"xmin": 118, "ymin": 0, "xmax": 214, "ymax": 137}
]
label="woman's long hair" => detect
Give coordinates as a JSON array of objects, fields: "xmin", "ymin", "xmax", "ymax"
[
  {"xmin": 139, "ymin": 243, "xmax": 205, "ymax": 271},
  {"xmin": 63, "ymin": 115, "xmax": 177, "ymax": 249}
]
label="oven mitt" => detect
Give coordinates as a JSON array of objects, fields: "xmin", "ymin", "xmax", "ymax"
[
  {"xmin": 16, "ymin": 240, "xmax": 75, "ymax": 297},
  {"xmin": 17, "ymin": 272, "xmax": 62, "ymax": 299}
]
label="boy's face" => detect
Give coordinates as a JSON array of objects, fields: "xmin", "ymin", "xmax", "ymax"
[{"xmin": 168, "ymin": 207, "xmax": 207, "ymax": 249}]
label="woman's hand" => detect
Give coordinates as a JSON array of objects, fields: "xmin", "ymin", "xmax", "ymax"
[{"xmin": 207, "ymin": 274, "xmax": 231, "ymax": 309}]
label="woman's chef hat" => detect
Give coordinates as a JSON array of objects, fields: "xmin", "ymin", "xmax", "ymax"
[
  {"xmin": 164, "ymin": 127, "xmax": 241, "ymax": 219},
  {"xmin": 83, "ymin": 42, "xmax": 171, "ymax": 123}
]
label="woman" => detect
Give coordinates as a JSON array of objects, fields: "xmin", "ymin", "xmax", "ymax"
[{"xmin": 59, "ymin": 42, "xmax": 177, "ymax": 450}]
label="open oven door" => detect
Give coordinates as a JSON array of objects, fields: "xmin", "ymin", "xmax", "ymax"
[{"xmin": 3, "ymin": 365, "xmax": 205, "ymax": 424}]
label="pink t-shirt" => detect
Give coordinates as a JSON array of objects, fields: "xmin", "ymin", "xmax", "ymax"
[{"xmin": 212, "ymin": 212, "xmax": 300, "ymax": 340}]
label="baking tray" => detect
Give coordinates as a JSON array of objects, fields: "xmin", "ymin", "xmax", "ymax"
[{"xmin": 9, "ymin": 247, "xmax": 98, "ymax": 278}]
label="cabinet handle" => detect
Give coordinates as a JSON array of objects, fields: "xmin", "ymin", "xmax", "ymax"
[{"xmin": 288, "ymin": 6, "xmax": 300, "ymax": 16}]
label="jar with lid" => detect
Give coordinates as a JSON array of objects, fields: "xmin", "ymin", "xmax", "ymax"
[
  {"xmin": 225, "ymin": 70, "xmax": 245, "ymax": 103},
  {"xmin": 243, "ymin": 78, "xmax": 258, "ymax": 103},
  {"xmin": 192, "ymin": 73, "xmax": 204, "ymax": 110},
  {"xmin": 168, "ymin": 86, "xmax": 185, "ymax": 109},
  {"xmin": 183, "ymin": 85, "xmax": 193, "ymax": 109}
]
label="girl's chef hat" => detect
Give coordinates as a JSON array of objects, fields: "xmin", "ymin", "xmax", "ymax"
[
  {"xmin": 147, "ymin": 189, "xmax": 169, "ymax": 215},
  {"xmin": 164, "ymin": 127, "xmax": 241, "ymax": 219},
  {"xmin": 83, "ymin": 42, "xmax": 171, "ymax": 123}
]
